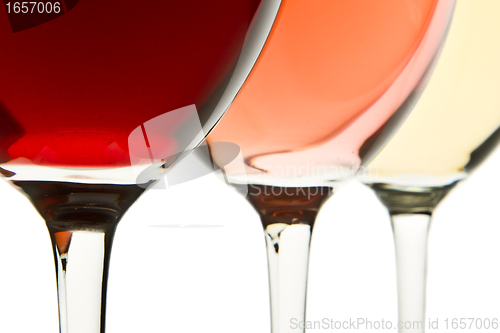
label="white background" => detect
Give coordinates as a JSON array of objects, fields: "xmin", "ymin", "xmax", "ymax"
[{"xmin": 0, "ymin": 148, "xmax": 499, "ymax": 333}]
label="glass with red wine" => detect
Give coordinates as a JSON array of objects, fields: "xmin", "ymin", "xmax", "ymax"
[{"xmin": 0, "ymin": 1, "xmax": 278, "ymax": 332}]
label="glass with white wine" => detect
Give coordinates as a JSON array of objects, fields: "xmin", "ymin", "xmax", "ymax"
[{"xmin": 358, "ymin": 1, "xmax": 500, "ymax": 331}]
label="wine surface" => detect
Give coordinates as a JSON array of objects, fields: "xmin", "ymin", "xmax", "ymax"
[
  {"xmin": 360, "ymin": 0, "xmax": 500, "ymax": 187},
  {"xmin": 0, "ymin": 0, "xmax": 260, "ymax": 168},
  {"xmin": 208, "ymin": 0, "xmax": 454, "ymax": 187}
]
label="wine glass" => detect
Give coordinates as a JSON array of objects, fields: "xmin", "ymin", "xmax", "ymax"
[
  {"xmin": 0, "ymin": 1, "xmax": 278, "ymax": 332},
  {"xmin": 206, "ymin": 1, "xmax": 456, "ymax": 332},
  {"xmin": 357, "ymin": 0, "xmax": 500, "ymax": 331}
]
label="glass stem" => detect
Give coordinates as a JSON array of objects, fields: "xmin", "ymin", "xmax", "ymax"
[
  {"xmin": 390, "ymin": 213, "xmax": 432, "ymax": 333},
  {"xmin": 47, "ymin": 224, "xmax": 117, "ymax": 333},
  {"xmin": 265, "ymin": 223, "xmax": 312, "ymax": 333},
  {"xmin": 13, "ymin": 181, "xmax": 149, "ymax": 333},
  {"xmin": 244, "ymin": 185, "xmax": 333, "ymax": 333},
  {"xmin": 368, "ymin": 183, "xmax": 455, "ymax": 333}
]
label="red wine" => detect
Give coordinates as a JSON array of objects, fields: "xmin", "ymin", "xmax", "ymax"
[{"xmin": 0, "ymin": 0, "xmax": 261, "ymax": 168}]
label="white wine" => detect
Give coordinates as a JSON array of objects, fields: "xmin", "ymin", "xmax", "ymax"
[
  {"xmin": 359, "ymin": 0, "xmax": 500, "ymax": 189},
  {"xmin": 359, "ymin": 4, "xmax": 500, "ymax": 328},
  {"xmin": 358, "ymin": 3, "xmax": 500, "ymax": 329}
]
